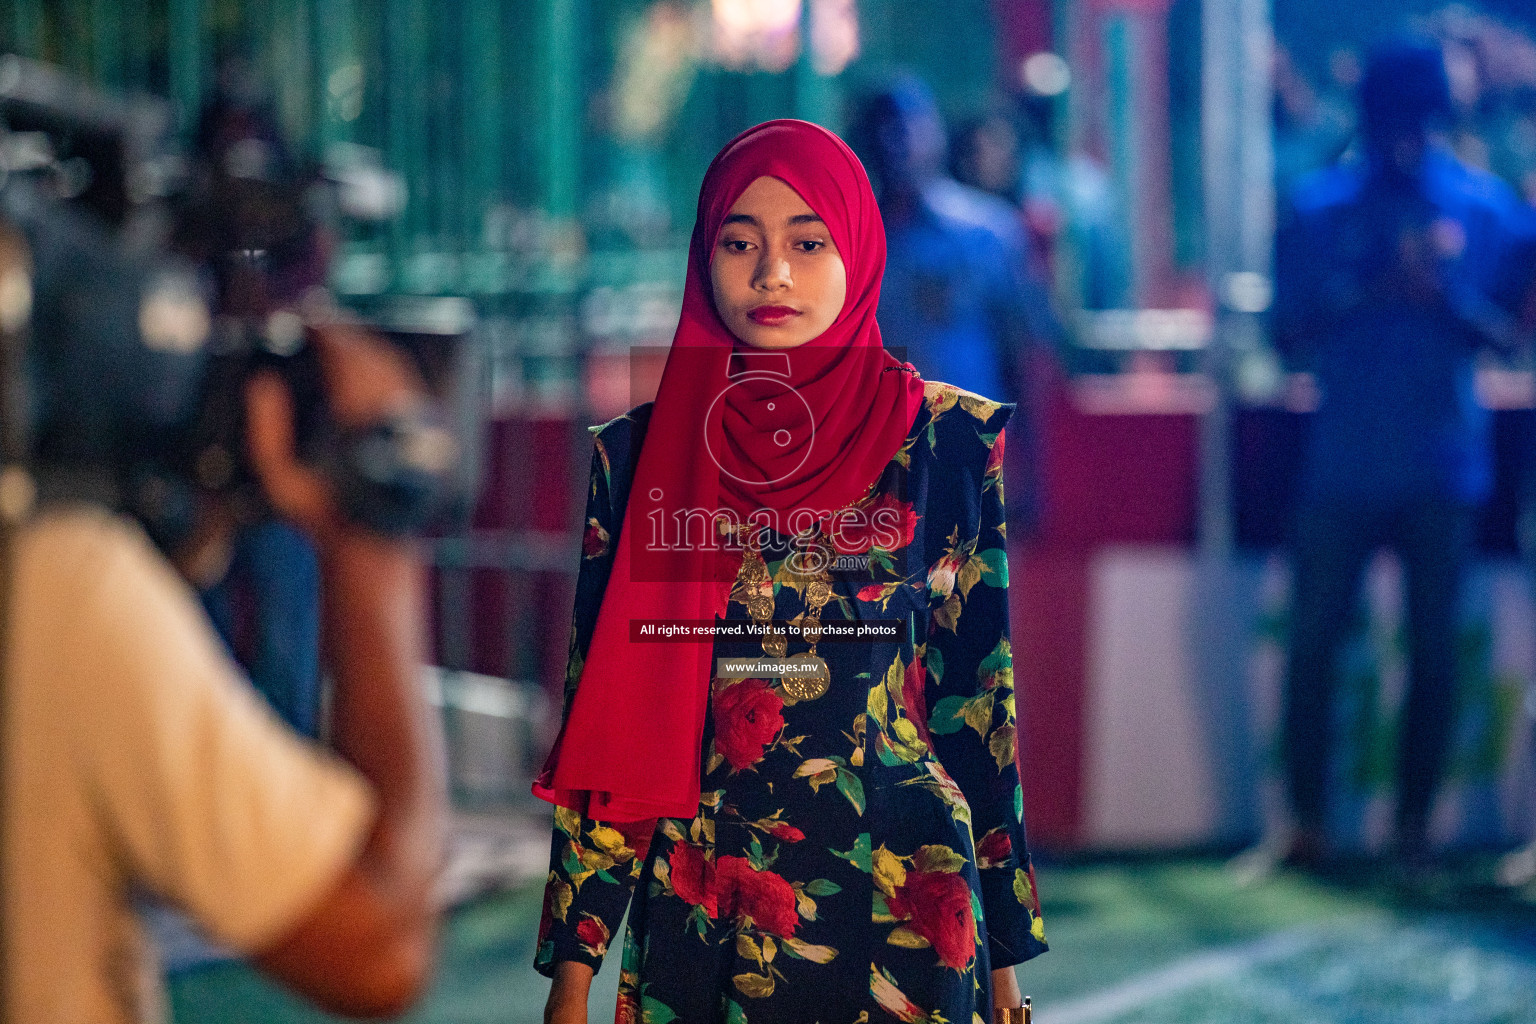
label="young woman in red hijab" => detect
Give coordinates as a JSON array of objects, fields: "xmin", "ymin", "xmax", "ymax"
[{"xmin": 536, "ymin": 120, "xmax": 1046, "ymax": 1024}]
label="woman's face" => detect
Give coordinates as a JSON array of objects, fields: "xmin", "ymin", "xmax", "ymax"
[{"xmin": 710, "ymin": 176, "xmax": 847, "ymax": 350}]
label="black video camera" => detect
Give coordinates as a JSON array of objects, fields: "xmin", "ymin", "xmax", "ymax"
[{"xmin": 0, "ymin": 56, "xmax": 471, "ymax": 551}]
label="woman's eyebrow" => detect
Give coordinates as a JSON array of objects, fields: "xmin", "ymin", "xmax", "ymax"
[{"xmin": 721, "ymin": 212, "xmax": 823, "ymax": 227}]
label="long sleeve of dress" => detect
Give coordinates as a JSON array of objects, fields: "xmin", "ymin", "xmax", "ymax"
[
  {"xmin": 534, "ymin": 422, "xmax": 658, "ymax": 978},
  {"xmin": 922, "ymin": 417, "xmax": 1048, "ymax": 970}
]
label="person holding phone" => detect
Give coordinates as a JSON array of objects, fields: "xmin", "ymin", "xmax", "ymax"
[{"xmin": 1274, "ymin": 38, "xmax": 1536, "ymax": 875}]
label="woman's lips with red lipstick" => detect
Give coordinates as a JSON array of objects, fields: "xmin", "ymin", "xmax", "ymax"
[{"xmin": 747, "ymin": 305, "xmax": 801, "ymax": 326}]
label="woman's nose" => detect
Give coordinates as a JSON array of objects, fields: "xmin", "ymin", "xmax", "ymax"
[{"xmin": 754, "ymin": 252, "xmax": 792, "ymax": 291}]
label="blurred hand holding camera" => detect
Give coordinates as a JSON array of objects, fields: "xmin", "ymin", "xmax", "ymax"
[
  {"xmin": 221, "ymin": 191, "xmax": 449, "ymax": 1024},
  {"xmin": 245, "ymin": 316, "xmax": 427, "ymax": 545}
]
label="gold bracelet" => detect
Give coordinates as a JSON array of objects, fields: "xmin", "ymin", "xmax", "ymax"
[{"xmin": 993, "ymin": 998, "xmax": 1031, "ymax": 1024}]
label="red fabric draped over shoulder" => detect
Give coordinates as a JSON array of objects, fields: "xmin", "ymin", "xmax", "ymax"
[{"xmin": 534, "ymin": 119, "xmax": 926, "ymax": 820}]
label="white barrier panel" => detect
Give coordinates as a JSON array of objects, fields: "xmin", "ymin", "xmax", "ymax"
[{"xmin": 1078, "ymin": 547, "xmax": 1536, "ymax": 852}]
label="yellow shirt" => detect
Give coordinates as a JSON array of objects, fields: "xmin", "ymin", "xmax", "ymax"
[{"xmin": 3, "ymin": 508, "xmax": 376, "ymax": 1023}]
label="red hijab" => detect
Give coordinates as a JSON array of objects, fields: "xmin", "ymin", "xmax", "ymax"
[{"xmin": 534, "ymin": 120, "xmax": 926, "ymax": 820}]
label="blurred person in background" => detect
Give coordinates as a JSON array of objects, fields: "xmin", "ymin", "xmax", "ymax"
[
  {"xmin": 951, "ymin": 111, "xmax": 1021, "ymax": 203},
  {"xmin": 949, "ymin": 93, "xmax": 1133, "ymax": 312},
  {"xmin": 950, "ymin": 107, "xmax": 1055, "ymax": 289},
  {"xmin": 851, "ymin": 78, "xmax": 1059, "ymax": 537},
  {"xmin": 2, "ymin": 307, "xmax": 447, "ymax": 1020},
  {"xmin": 1273, "ymin": 37, "xmax": 1536, "ymax": 877},
  {"xmin": 964, "ymin": 87, "xmax": 1132, "ymax": 313}
]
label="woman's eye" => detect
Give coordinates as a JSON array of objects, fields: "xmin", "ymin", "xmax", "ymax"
[
  {"xmin": 721, "ymin": 239, "xmax": 752, "ymax": 253},
  {"xmin": 796, "ymin": 239, "xmax": 825, "ymax": 253}
]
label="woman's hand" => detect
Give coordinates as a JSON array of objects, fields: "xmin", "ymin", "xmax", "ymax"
[
  {"xmin": 993, "ymin": 965, "xmax": 1023, "ymax": 1010},
  {"xmin": 544, "ymin": 962, "xmax": 594, "ymax": 1024}
]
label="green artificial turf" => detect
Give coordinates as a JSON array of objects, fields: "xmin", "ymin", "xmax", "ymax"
[{"xmin": 167, "ymin": 859, "xmax": 1536, "ymax": 1024}]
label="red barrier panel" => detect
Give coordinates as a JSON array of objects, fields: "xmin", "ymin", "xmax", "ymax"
[{"xmin": 1013, "ymin": 376, "xmax": 1200, "ymax": 851}]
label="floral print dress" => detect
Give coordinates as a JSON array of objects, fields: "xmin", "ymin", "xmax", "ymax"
[{"xmin": 535, "ymin": 381, "xmax": 1047, "ymax": 1024}]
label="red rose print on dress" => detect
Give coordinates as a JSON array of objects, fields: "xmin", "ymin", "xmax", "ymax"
[
  {"xmin": 974, "ymin": 828, "xmax": 1013, "ymax": 869},
  {"xmin": 768, "ymin": 821, "xmax": 805, "ymax": 842},
  {"xmin": 575, "ymin": 913, "xmax": 611, "ymax": 957},
  {"xmin": 715, "ymin": 856, "xmax": 801, "ymax": 937},
  {"xmin": 900, "ymin": 656, "xmax": 930, "ymax": 747},
  {"xmin": 829, "ymin": 493, "xmax": 917, "ymax": 555},
  {"xmin": 582, "ymin": 517, "xmax": 610, "ymax": 558},
  {"xmin": 668, "ymin": 840, "xmax": 718, "ymax": 915},
  {"xmin": 927, "ymin": 550, "xmax": 965, "ymax": 601},
  {"xmin": 714, "ymin": 678, "xmax": 786, "ymax": 771},
  {"xmin": 888, "ymin": 869, "xmax": 976, "ymax": 970},
  {"xmin": 538, "ymin": 342, "xmax": 1049, "ymax": 999}
]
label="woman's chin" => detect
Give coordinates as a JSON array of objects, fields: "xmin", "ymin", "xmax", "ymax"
[
  {"xmin": 724, "ymin": 317, "xmax": 823, "ymax": 350},
  {"xmin": 732, "ymin": 326, "xmax": 815, "ymax": 350}
]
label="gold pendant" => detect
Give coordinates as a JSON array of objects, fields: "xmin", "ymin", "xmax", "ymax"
[
  {"xmin": 778, "ymin": 653, "xmax": 831, "ymax": 702},
  {"xmin": 763, "ymin": 626, "xmax": 789, "ymax": 659}
]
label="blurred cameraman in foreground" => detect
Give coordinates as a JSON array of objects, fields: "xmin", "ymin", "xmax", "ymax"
[{"xmin": 2, "ymin": 290, "xmax": 447, "ymax": 1020}]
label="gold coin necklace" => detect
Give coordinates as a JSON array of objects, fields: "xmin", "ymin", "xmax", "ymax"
[{"xmin": 738, "ymin": 529, "xmax": 833, "ymax": 702}]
